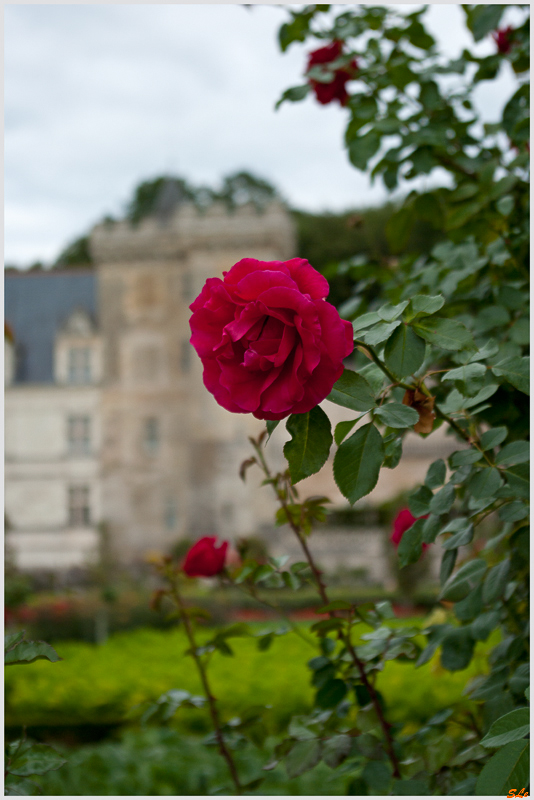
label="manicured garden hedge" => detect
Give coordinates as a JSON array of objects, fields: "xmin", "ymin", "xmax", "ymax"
[{"xmin": 6, "ymin": 621, "xmax": 494, "ymax": 732}]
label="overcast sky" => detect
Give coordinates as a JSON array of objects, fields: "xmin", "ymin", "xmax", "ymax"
[{"xmin": 5, "ymin": 3, "xmax": 525, "ymax": 267}]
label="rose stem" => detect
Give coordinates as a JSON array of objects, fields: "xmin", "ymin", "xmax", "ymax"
[
  {"xmin": 251, "ymin": 438, "xmax": 401, "ymax": 779},
  {"xmin": 354, "ymin": 339, "xmax": 498, "ymax": 468},
  {"xmin": 168, "ymin": 572, "xmax": 243, "ymax": 795}
]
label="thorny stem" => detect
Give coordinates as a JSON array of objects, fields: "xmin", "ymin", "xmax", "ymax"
[
  {"xmin": 250, "ymin": 437, "xmax": 402, "ymax": 779},
  {"xmin": 231, "ymin": 580, "xmax": 316, "ymax": 649},
  {"xmin": 168, "ymin": 573, "xmax": 243, "ymax": 795}
]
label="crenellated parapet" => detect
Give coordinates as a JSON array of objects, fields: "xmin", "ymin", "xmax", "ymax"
[{"xmin": 89, "ymin": 200, "xmax": 296, "ymax": 263}]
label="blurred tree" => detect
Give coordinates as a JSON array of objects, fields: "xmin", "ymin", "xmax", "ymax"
[{"xmin": 54, "ymin": 236, "xmax": 92, "ymax": 269}]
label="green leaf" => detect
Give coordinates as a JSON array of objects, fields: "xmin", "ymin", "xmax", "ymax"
[
  {"xmin": 441, "ymin": 628, "xmax": 475, "ymax": 671},
  {"xmin": 505, "ymin": 463, "xmax": 530, "ymax": 498},
  {"xmin": 495, "ymin": 441, "xmax": 530, "ymax": 467},
  {"xmin": 469, "ymin": 468, "xmax": 503, "ymax": 499},
  {"xmin": 482, "ymin": 559, "xmax": 510, "ymax": 604},
  {"xmin": 327, "ymin": 369, "xmax": 376, "ymax": 412},
  {"xmin": 316, "ymin": 678, "xmax": 348, "ymax": 709},
  {"xmin": 266, "ymin": 420, "xmax": 280, "ymax": 440},
  {"xmin": 429, "ymin": 482, "xmax": 455, "ymax": 515},
  {"xmin": 362, "ymin": 760, "xmax": 392, "ymax": 795},
  {"xmin": 480, "ymin": 708, "xmax": 530, "ymax": 748},
  {"xmin": 440, "ymin": 549, "xmax": 458, "ymax": 586},
  {"xmin": 334, "ymin": 419, "xmax": 358, "ymax": 446},
  {"xmin": 413, "ymin": 317, "xmax": 476, "ymax": 351},
  {"xmin": 285, "ymin": 739, "xmax": 321, "ymax": 778},
  {"xmin": 480, "ymin": 427, "xmax": 508, "ymax": 451},
  {"xmin": 284, "ymin": 406, "xmax": 332, "ymax": 484},
  {"xmin": 362, "ymin": 320, "xmax": 401, "ymax": 346},
  {"xmin": 275, "ymin": 84, "xmax": 311, "ymax": 110},
  {"xmin": 322, "ymin": 734, "xmax": 352, "ymax": 768},
  {"xmin": 439, "ymin": 559, "xmax": 486, "ymax": 602},
  {"xmin": 443, "ymin": 363, "xmax": 486, "ymax": 384},
  {"xmin": 333, "ymin": 423, "xmax": 384, "ymax": 505},
  {"xmin": 377, "ymin": 301, "xmax": 409, "ymax": 322},
  {"xmin": 8, "ymin": 742, "xmax": 66, "ymax": 777},
  {"xmin": 422, "ymin": 514, "xmax": 442, "ymax": 544},
  {"xmin": 384, "ymin": 324, "xmax": 426, "ymax": 378},
  {"xmin": 398, "ymin": 518, "xmax": 425, "ymax": 567},
  {"xmin": 4, "ymin": 631, "xmax": 25, "ymax": 652},
  {"xmin": 466, "ymin": 4, "xmax": 505, "ymax": 41},
  {"xmin": 471, "ymin": 610, "xmax": 500, "ymax": 642},
  {"xmin": 394, "ymin": 780, "xmax": 430, "ymax": 796},
  {"xmin": 425, "ymin": 459, "xmax": 446, "ymax": 489},
  {"xmin": 498, "ymin": 501, "xmax": 529, "ymax": 523},
  {"xmin": 5, "ymin": 640, "xmax": 61, "ymax": 666},
  {"xmin": 475, "ymin": 740, "xmax": 529, "ymax": 796},
  {"xmin": 492, "ymin": 356, "xmax": 530, "ymax": 395},
  {"xmin": 348, "ymin": 130, "xmax": 381, "ymax": 171},
  {"xmin": 352, "ymin": 311, "xmax": 381, "ymax": 332},
  {"xmin": 386, "ymin": 205, "xmax": 415, "ymax": 252},
  {"xmin": 374, "ymin": 403, "xmax": 419, "ymax": 429},
  {"xmin": 497, "ymin": 195, "xmax": 514, "ymax": 216},
  {"xmin": 441, "ymin": 519, "xmax": 474, "ymax": 550},
  {"xmin": 407, "ymin": 294, "xmax": 445, "ymax": 319},
  {"xmin": 450, "ymin": 449, "xmax": 483, "ymax": 467},
  {"xmin": 409, "ymin": 485, "xmax": 433, "ymax": 517}
]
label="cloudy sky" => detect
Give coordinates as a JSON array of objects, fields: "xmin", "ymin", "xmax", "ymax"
[{"xmin": 5, "ymin": 2, "xmax": 524, "ymax": 267}]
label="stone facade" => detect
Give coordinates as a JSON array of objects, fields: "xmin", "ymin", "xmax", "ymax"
[{"xmin": 5, "ymin": 197, "xmax": 457, "ymax": 579}]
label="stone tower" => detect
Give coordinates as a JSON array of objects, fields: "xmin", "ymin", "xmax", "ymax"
[{"xmin": 90, "ymin": 197, "xmax": 296, "ymax": 561}]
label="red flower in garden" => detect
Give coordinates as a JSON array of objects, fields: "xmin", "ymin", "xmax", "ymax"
[
  {"xmin": 306, "ymin": 40, "xmax": 358, "ymax": 106},
  {"xmin": 391, "ymin": 508, "xmax": 429, "ymax": 554},
  {"xmin": 492, "ymin": 26, "xmax": 515, "ymax": 54},
  {"xmin": 183, "ymin": 537, "xmax": 229, "ymax": 578},
  {"xmin": 189, "ymin": 258, "xmax": 353, "ymax": 421}
]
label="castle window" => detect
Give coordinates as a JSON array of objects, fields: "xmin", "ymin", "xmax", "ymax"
[
  {"xmin": 68, "ymin": 486, "xmax": 91, "ymax": 526},
  {"xmin": 67, "ymin": 346, "xmax": 92, "ymax": 384},
  {"xmin": 144, "ymin": 417, "xmax": 160, "ymax": 455},
  {"xmin": 67, "ymin": 415, "xmax": 91, "ymax": 456}
]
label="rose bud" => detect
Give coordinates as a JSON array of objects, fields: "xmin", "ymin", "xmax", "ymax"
[
  {"xmin": 391, "ymin": 508, "xmax": 429, "ymax": 555},
  {"xmin": 183, "ymin": 537, "xmax": 229, "ymax": 578},
  {"xmin": 189, "ymin": 258, "xmax": 353, "ymax": 421},
  {"xmin": 306, "ymin": 40, "xmax": 358, "ymax": 106},
  {"xmin": 492, "ymin": 26, "xmax": 514, "ymax": 54}
]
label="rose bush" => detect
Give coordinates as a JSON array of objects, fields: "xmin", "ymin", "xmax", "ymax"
[
  {"xmin": 189, "ymin": 257, "xmax": 353, "ymax": 420},
  {"xmin": 306, "ymin": 41, "xmax": 357, "ymax": 106},
  {"xmin": 182, "ymin": 537, "xmax": 228, "ymax": 578}
]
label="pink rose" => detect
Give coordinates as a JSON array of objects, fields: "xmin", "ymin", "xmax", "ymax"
[
  {"xmin": 183, "ymin": 537, "xmax": 229, "ymax": 578},
  {"xmin": 391, "ymin": 508, "xmax": 429, "ymax": 554},
  {"xmin": 189, "ymin": 258, "xmax": 353, "ymax": 421},
  {"xmin": 306, "ymin": 41, "xmax": 358, "ymax": 106}
]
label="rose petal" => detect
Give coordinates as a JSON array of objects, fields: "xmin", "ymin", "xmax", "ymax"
[{"xmin": 284, "ymin": 258, "xmax": 330, "ymax": 299}]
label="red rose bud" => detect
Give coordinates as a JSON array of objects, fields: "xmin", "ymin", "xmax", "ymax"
[
  {"xmin": 183, "ymin": 536, "xmax": 229, "ymax": 577},
  {"xmin": 189, "ymin": 258, "xmax": 353, "ymax": 421},
  {"xmin": 391, "ymin": 508, "xmax": 429, "ymax": 554},
  {"xmin": 306, "ymin": 40, "xmax": 358, "ymax": 106},
  {"xmin": 492, "ymin": 26, "xmax": 514, "ymax": 54}
]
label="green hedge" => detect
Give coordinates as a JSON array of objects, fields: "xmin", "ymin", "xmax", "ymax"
[
  {"xmin": 6, "ymin": 622, "xmax": 493, "ymax": 733},
  {"xmin": 33, "ymin": 727, "xmax": 348, "ymax": 796}
]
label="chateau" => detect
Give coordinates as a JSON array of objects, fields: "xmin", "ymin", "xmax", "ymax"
[{"xmin": 5, "ymin": 195, "xmax": 451, "ymax": 579}]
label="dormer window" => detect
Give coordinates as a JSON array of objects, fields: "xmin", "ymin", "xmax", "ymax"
[
  {"xmin": 54, "ymin": 308, "xmax": 102, "ymax": 385},
  {"xmin": 67, "ymin": 346, "xmax": 92, "ymax": 384}
]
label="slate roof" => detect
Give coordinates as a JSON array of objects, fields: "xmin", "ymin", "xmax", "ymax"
[{"xmin": 4, "ymin": 270, "xmax": 97, "ymax": 384}]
